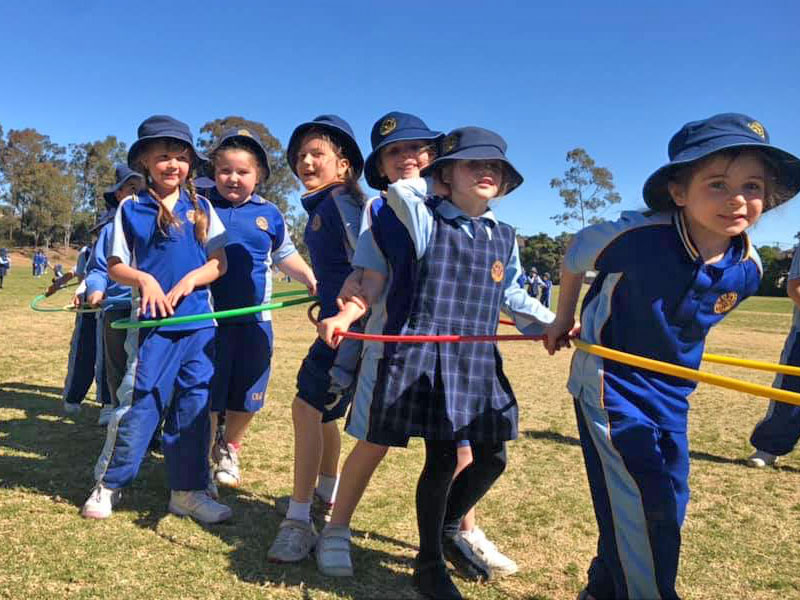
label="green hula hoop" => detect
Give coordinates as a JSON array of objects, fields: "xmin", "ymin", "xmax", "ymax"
[
  {"xmin": 30, "ymin": 294, "xmax": 68, "ymax": 313},
  {"xmin": 111, "ymin": 293, "xmax": 317, "ymax": 330}
]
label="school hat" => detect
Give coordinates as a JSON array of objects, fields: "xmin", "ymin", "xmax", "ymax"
[
  {"xmin": 103, "ymin": 164, "xmax": 144, "ymax": 209},
  {"xmin": 193, "ymin": 176, "xmax": 217, "ymax": 190},
  {"xmin": 89, "ymin": 209, "xmax": 115, "ymax": 235},
  {"xmin": 363, "ymin": 112, "xmax": 442, "ymax": 190},
  {"xmin": 286, "ymin": 114, "xmax": 364, "ymax": 179},
  {"xmin": 127, "ymin": 115, "xmax": 207, "ymax": 168},
  {"xmin": 643, "ymin": 113, "xmax": 800, "ymax": 211},
  {"xmin": 209, "ymin": 127, "xmax": 271, "ymax": 182},
  {"xmin": 422, "ymin": 127, "xmax": 524, "ymax": 195}
]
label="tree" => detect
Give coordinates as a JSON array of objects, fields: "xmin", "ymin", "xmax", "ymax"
[
  {"xmin": 551, "ymin": 148, "xmax": 621, "ymax": 230},
  {"xmin": 757, "ymin": 245, "xmax": 793, "ymax": 297},
  {"xmin": 69, "ymin": 137, "xmax": 127, "ymax": 216},
  {"xmin": 197, "ymin": 116, "xmax": 298, "ymax": 215}
]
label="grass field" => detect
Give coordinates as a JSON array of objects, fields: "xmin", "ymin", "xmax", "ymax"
[{"xmin": 2, "ymin": 253, "xmax": 800, "ymax": 599}]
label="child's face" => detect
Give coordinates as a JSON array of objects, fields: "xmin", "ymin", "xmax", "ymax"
[
  {"xmin": 294, "ymin": 135, "xmax": 349, "ymax": 191},
  {"xmin": 378, "ymin": 140, "xmax": 433, "ymax": 184},
  {"xmin": 142, "ymin": 141, "xmax": 191, "ymax": 194},
  {"xmin": 669, "ymin": 152, "xmax": 766, "ymax": 240},
  {"xmin": 215, "ymin": 149, "xmax": 259, "ymax": 204},
  {"xmin": 114, "ymin": 179, "xmax": 141, "ymax": 203},
  {"xmin": 448, "ymin": 160, "xmax": 505, "ymax": 206}
]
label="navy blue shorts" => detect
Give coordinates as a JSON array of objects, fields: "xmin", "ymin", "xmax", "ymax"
[
  {"xmin": 211, "ymin": 321, "xmax": 273, "ymax": 413},
  {"xmin": 297, "ymin": 338, "xmax": 351, "ymax": 423}
]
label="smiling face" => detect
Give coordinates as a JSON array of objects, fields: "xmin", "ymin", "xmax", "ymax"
[
  {"xmin": 294, "ymin": 134, "xmax": 349, "ymax": 191},
  {"xmin": 139, "ymin": 140, "xmax": 192, "ymax": 196},
  {"xmin": 378, "ymin": 140, "xmax": 434, "ymax": 184},
  {"xmin": 214, "ymin": 148, "xmax": 259, "ymax": 204},
  {"xmin": 669, "ymin": 151, "xmax": 767, "ymax": 247}
]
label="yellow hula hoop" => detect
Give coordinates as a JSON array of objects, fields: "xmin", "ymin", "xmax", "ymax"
[
  {"xmin": 701, "ymin": 353, "xmax": 800, "ymax": 378},
  {"xmin": 572, "ymin": 339, "xmax": 800, "ymax": 407}
]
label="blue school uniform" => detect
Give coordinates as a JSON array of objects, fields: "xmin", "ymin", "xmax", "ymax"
[
  {"xmin": 209, "ymin": 189, "xmax": 297, "ymax": 413},
  {"xmin": 296, "ymin": 183, "xmax": 363, "ymax": 421},
  {"xmin": 357, "ymin": 178, "xmax": 553, "ymax": 446},
  {"xmin": 93, "ymin": 189, "xmax": 226, "ymax": 491},
  {"xmin": 540, "ymin": 278, "xmax": 552, "ymax": 307},
  {"xmin": 750, "ymin": 245, "xmax": 800, "ymax": 455},
  {"xmin": 567, "ymin": 210, "xmax": 761, "ymax": 600},
  {"xmin": 0, "ymin": 250, "xmax": 9, "ymax": 284}
]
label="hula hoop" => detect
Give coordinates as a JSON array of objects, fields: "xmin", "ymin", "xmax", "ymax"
[
  {"xmin": 572, "ymin": 339, "xmax": 800, "ymax": 407},
  {"xmin": 30, "ymin": 294, "xmax": 68, "ymax": 313},
  {"xmin": 111, "ymin": 294, "xmax": 317, "ymax": 330}
]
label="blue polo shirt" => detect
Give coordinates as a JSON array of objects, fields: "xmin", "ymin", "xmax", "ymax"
[
  {"xmin": 110, "ymin": 189, "xmax": 227, "ymax": 331},
  {"xmin": 85, "ymin": 219, "xmax": 133, "ymax": 312},
  {"xmin": 301, "ymin": 183, "xmax": 361, "ymax": 319},
  {"xmin": 209, "ymin": 189, "xmax": 297, "ymax": 323},
  {"xmin": 567, "ymin": 210, "xmax": 762, "ymax": 431}
]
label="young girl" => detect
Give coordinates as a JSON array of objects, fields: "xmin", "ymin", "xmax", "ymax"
[
  {"xmin": 544, "ymin": 113, "xmax": 800, "ymax": 600},
  {"xmin": 0, "ymin": 247, "xmax": 9, "ymax": 288},
  {"xmin": 205, "ymin": 128, "xmax": 316, "ymax": 489},
  {"xmin": 82, "ymin": 115, "xmax": 232, "ymax": 524},
  {"xmin": 266, "ymin": 115, "xmax": 365, "ymax": 563},
  {"xmin": 318, "ymin": 127, "xmax": 553, "ymax": 599}
]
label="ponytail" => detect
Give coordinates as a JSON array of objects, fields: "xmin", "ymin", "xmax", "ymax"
[{"xmin": 185, "ymin": 172, "xmax": 209, "ymax": 244}]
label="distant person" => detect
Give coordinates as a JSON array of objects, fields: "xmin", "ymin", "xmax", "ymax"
[
  {"xmin": 540, "ymin": 272, "xmax": 553, "ymax": 308},
  {"xmin": 527, "ymin": 267, "xmax": 543, "ymax": 298},
  {"xmin": 0, "ymin": 248, "xmax": 9, "ymax": 288},
  {"xmin": 747, "ymin": 244, "xmax": 800, "ymax": 467}
]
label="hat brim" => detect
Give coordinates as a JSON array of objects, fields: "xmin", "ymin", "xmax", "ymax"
[
  {"xmin": 643, "ymin": 140, "xmax": 800, "ymax": 211},
  {"xmin": 287, "ymin": 122, "xmax": 364, "ymax": 179},
  {"xmin": 210, "ymin": 135, "xmax": 271, "ymax": 182},
  {"xmin": 421, "ymin": 147, "xmax": 524, "ymax": 196},
  {"xmin": 89, "ymin": 210, "xmax": 115, "ymax": 235},
  {"xmin": 364, "ymin": 130, "xmax": 443, "ymax": 190},
  {"xmin": 127, "ymin": 134, "xmax": 208, "ymax": 169}
]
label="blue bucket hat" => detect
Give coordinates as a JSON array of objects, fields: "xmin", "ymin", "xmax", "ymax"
[
  {"xmin": 364, "ymin": 112, "xmax": 442, "ymax": 190},
  {"xmin": 643, "ymin": 113, "xmax": 800, "ymax": 211},
  {"xmin": 422, "ymin": 127, "xmax": 524, "ymax": 195},
  {"xmin": 127, "ymin": 115, "xmax": 207, "ymax": 169},
  {"xmin": 209, "ymin": 127, "xmax": 271, "ymax": 182},
  {"xmin": 103, "ymin": 164, "xmax": 144, "ymax": 209},
  {"xmin": 89, "ymin": 209, "xmax": 115, "ymax": 235},
  {"xmin": 286, "ymin": 114, "xmax": 364, "ymax": 179},
  {"xmin": 193, "ymin": 176, "xmax": 217, "ymax": 190}
]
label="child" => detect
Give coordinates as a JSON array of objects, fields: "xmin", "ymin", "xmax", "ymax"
[
  {"xmin": 318, "ymin": 127, "xmax": 554, "ymax": 599},
  {"xmin": 543, "ymin": 113, "xmax": 800, "ymax": 600},
  {"xmin": 747, "ymin": 243, "xmax": 800, "ymax": 467},
  {"xmin": 540, "ymin": 272, "xmax": 552, "ymax": 308},
  {"xmin": 267, "ymin": 115, "xmax": 365, "ymax": 563},
  {"xmin": 84, "ymin": 164, "xmax": 144, "ymax": 426},
  {"xmin": 205, "ymin": 128, "xmax": 316, "ymax": 489},
  {"xmin": 82, "ymin": 115, "xmax": 232, "ymax": 524},
  {"xmin": 0, "ymin": 248, "xmax": 9, "ymax": 288}
]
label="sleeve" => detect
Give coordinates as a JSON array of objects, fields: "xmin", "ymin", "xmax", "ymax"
[
  {"xmin": 332, "ymin": 194, "xmax": 363, "ymax": 259},
  {"xmin": 110, "ymin": 200, "xmax": 133, "ymax": 265},
  {"xmin": 502, "ymin": 240, "xmax": 556, "ymax": 335},
  {"xmin": 204, "ymin": 200, "xmax": 227, "ymax": 254},
  {"xmin": 85, "ymin": 226, "xmax": 111, "ymax": 296},
  {"xmin": 789, "ymin": 246, "xmax": 800, "ymax": 281},
  {"xmin": 352, "ymin": 198, "xmax": 389, "ymax": 276},
  {"xmin": 271, "ymin": 209, "xmax": 298, "ymax": 264},
  {"xmin": 563, "ymin": 211, "xmax": 654, "ymax": 274},
  {"xmin": 385, "ymin": 178, "xmax": 435, "ymax": 260}
]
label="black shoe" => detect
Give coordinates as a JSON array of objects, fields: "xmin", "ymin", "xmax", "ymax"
[
  {"xmin": 442, "ymin": 534, "xmax": 491, "ymax": 582},
  {"xmin": 413, "ymin": 557, "xmax": 463, "ymax": 599}
]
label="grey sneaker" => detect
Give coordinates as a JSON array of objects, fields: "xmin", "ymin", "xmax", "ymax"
[
  {"xmin": 213, "ymin": 441, "xmax": 241, "ymax": 488},
  {"xmin": 267, "ymin": 518, "xmax": 318, "ymax": 563},
  {"xmin": 168, "ymin": 490, "xmax": 232, "ymax": 524},
  {"xmin": 459, "ymin": 527, "xmax": 518, "ymax": 577},
  {"xmin": 748, "ymin": 450, "xmax": 779, "ymax": 468},
  {"xmin": 316, "ymin": 525, "xmax": 353, "ymax": 576},
  {"xmin": 275, "ymin": 492, "xmax": 333, "ymax": 525}
]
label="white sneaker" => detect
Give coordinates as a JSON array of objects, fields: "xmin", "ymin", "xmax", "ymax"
[
  {"xmin": 168, "ymin": 490, "xmax": 232, "ymax": 524},
  {"xmin": 267, "ymin": 518, "xmax": 318, "ymax": 563},
  {"xmin": 316, "ymin": 525, "xmax": 354, "ymax": 576},
  {"xmin": 97, "ymin": 405, "xmax": 115, "ymax": 426},
  {"xmin": 460, "ymin": 527, "xmax": 518, "ymax": 577},
  {"xmin": 81, "ymin": 483, "xmax": 121, "ymax": 519},
  {"xmin": 63, "ymin": 401, "xmax": 81, "ymax": 416},
  {"xmin": 213, "ymin": 442, "xmax": 241, "ymax": 487},
  {"xmin": 748, "ymin": 450, "xmax": 779, "ymax": 468}
]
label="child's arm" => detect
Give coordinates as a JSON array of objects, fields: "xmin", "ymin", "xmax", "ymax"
[
  {"xmin": 788, "ymin": 278, "xmax": 800, "ymax": 308},
  {"xmin": 165, "ymin": 248, "xmax": 227, "ymax": 308},
  {"xmin": 337, "ymin": 268, "xmax": 363, "ymax": 309},
  {"xmin": 502, "ymin": 241, "xmax": 555, "ymax": 334},
  {"xmin": 276, "ymin": 253, "xmax": 317, "ymax": 296},
  {"xmin": 318, "ymin": 268, "xmax": 386, "ymax": 348},
  {"xmin": 45, "ymin": 271, "xmax": 75, "ymax": 296},
  {"xmin": 385, "ymin": 178, "xmax": 435, "ymax": 259},
  {"xmin": 542, "ymin": 264, "xmax": 582, "ymax": 355}
]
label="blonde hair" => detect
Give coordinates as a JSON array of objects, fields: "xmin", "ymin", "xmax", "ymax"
[{"xmin": 131, "ymin": 138, "xmax": 209, "ymax": 243}]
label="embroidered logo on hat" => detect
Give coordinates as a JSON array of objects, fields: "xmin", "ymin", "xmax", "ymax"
[
  {"xmin": 256, "ymin": 216, "xmax": 269, "ymax": 231},
  {"xmin": 185, "ymin": 209, "xmax": 196, "ymax": 224},
  {"xmin": 237, "ymin": 129, "xmax": 253, "ymax": 138},
  {"xmin": 311, "ymin": 214, "xmax": 322, "ymax": 232},
  {"xmin": 442, "ymin": 134, "xmax": 459, "ymax": 154},
  {"xmin": 491, "ymin": 260, "xmax": 504, "ymax": 283},
  {"xmin": 747, "ymin": 121, "xmax": 766, "ymax": 140},
  {"xmin": 713, "ymin": 291, "xmax": 738, "ymax": 314},
  {"xmin": 379, "ymin": 117, "xmax": 397, "ymax": 136}
]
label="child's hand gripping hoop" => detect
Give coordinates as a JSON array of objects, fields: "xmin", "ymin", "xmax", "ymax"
[{"xmin": 110, "ymin": 290, "xmax": 316, "ymax": 330}]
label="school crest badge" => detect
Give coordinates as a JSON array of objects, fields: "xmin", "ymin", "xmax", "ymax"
[
  {"xmin": 442, "ymin": 133, "xmax": 459, "ymax": 155},
  {"xmin": 379, "ymin": 117, "xmax": 397, "ymax": 136},
  {"xmin": 185, "ymin": 209, "xmax": 196, "ymax": 224},
  {"xmin": 713, "ymin": 291, "xmax": 738, "ymax": 314},
  {"xmin": 311, "ymin": 214, "xmax": 322, "ymax": 232},
  {"xmin": 256, "ymin": 216, "xmax": 269, "ymax": 231},
  {"xmin": 491, "ymin": 260, "xmax": 504, "ymax": 283},
  {"xmin": 747, "ymin": 121, "xmax": 766, "ymax": 140},
  {"xmin": 237, "ymin": 128, "xmax": 253, "ymax": 138}
]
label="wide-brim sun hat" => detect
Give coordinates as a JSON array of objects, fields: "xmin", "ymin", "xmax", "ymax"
[
  {"xmin": 127, "ymin": 115, "xmax": 207, "ymax": 169},
  {"xmin": 103, "ymin": 164, "xmax": 144, "ymax": 209},
  {"xmin": 364, "ymin": 111, "xmax": 442, "ymax": 190},
  {"xmin": 286, "ymin": 114, "xmax": 363, "ymax": 179},
  {"xmin": 209, "ymin": 127, "xmax": 271, "ymax": 182},
  {"xmin": 643, "ymin": 112, "xmax": 800, "ymax": 211},
  {"xmin": 89, "ymin": 209, "xmax": 115, "ymax": 235},
  {"xmin": 421, "ymin": 126, "xmax": 524, "ymax": 195}
]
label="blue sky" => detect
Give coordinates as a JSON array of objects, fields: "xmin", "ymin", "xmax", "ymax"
[{"xmin": 2, "ymin": 1, "xmax": 799, "ymax": 247}]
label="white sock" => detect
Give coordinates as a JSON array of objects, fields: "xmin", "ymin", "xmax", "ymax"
[
  {"xmin": 315, "ymin": 474, "xmax": 339, "ymax": 503},
  {"xmin": 286, "ymin": 499, "xmax": 311, "ymax": 522}
]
